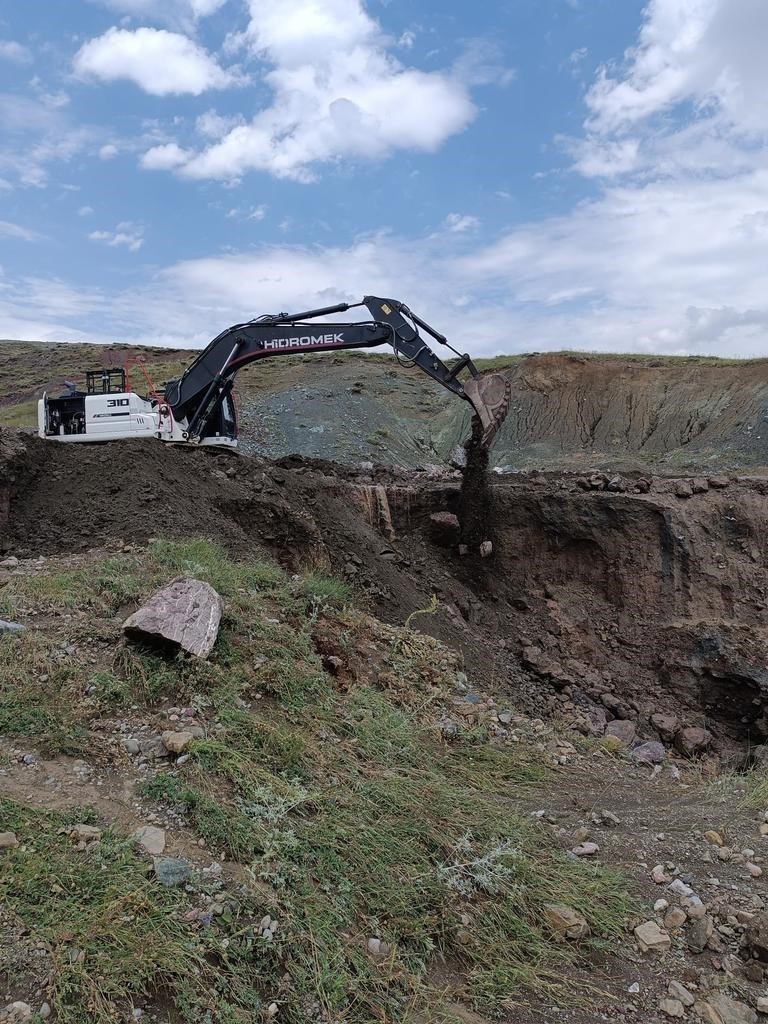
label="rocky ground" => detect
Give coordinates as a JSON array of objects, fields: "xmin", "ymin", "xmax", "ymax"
[{"xmin": 1, "ymin": 427, "xmax": 768, "ymax": 1022}]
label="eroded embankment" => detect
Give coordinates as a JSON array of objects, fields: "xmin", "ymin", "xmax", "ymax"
[{"xmin": 2, "ymin": 429, "xmax": 766, "ymax": 761}]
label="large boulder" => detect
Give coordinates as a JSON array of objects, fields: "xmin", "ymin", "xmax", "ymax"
[{"xmin": 123, "ymin": 578, "xmax": 222, "ymax": 658}]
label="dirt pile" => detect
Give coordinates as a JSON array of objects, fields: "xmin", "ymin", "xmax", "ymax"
[{"xmin": 1, "ymin": 429, "xmax": 767, "ymax": 761}]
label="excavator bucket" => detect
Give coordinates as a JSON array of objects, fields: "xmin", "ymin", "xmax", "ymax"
[{"xmin": 464, "ymin": 372, "xmax": 512, "ymax": 446}]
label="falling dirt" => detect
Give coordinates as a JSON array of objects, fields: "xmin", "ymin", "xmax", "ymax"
[{"xmin": 456, "ymin": 416, "xmax": 494, "ymax": 552}]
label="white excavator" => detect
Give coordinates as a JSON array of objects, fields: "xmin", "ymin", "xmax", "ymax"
[{"xmin": 38, "ymin": 295, "xmax": 511, "ymax": 449}]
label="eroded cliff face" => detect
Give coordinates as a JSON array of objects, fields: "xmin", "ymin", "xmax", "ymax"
[{"xmin": 1, "ymin": 430, "xmax": 766, "ymax": 759}]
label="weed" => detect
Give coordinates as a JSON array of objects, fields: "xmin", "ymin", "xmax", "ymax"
[{"xmin": 302, "ymin": 570, "xmax": 352, "ymax": 612}]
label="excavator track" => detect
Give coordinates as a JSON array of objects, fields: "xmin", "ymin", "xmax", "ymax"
[{"xmin": 464, "ymin": 372, "xmax": 512, "ymax": 446}]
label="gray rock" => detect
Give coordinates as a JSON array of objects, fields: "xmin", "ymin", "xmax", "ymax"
[
  {"xmin": 695, "ymin": 994, "xmax": 757, "ymax": 1024},
  {"xmin": 605, "ymin": 720, "xmax": 636, "ymax": 746},
  {"xmin": 675, "ymin": 480, "xmax": 694, "ymax": 498},
  {"xmin": 123, "ymin": 578, "xmax": 222, "ymax": 658},
  {"xmin": 687, "ymin": 914, "xmax": 714, "ymax": 953},
  {"xmin": 161, "ymin": 730, "xmax": 194, "ymax": 755},
  {"xmin": 153, "ymin": 857, "xmax": 191, "ymax": 887},
  {"xmin": 133, "ymin": 825, "xmax": 166, "ymax": 856},
  {"xmin": 660, "ymin": 999, "xmax": 685, "ymax": 1019},
  {"xmin": 0, "ymin": 619, "xmax": 25, "ymax": 634},
  {"xmin": 632, "ymin": 741, "xmax": 667, "ymax": 764},
  {"xmin": 668, "ymin": 982, "xmax": 695, "ymax": 1007},
  {"xmin": 138, "ymin": 736, "xmax": 168, "ymax": 760},
  {"xmin": 2, "ymin": 1003, "xmax": 33, "ymax": 1023},
  {"xmin": 0, "ymin": 831, "xmax": 19, "ymax": 850}
]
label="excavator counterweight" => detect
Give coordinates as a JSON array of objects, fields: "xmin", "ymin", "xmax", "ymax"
[{"xmin": 38, "ymin": 295, "xmax": 512, "ymax": 451}]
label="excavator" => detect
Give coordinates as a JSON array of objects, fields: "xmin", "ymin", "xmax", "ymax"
[{"xmin": 37, "ymin": 296, "xmax": 511, "ymax": 449}]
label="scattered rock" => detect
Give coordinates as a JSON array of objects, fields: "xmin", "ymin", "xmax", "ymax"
[
  {"xmin": 0, "ymin": 832, "xmax": 19, "ymax": 850},
  {"xmin": 675, "ymin": 480, "xmax": 694, "ymax": 499},
  {"xmin": 652, "ymin": 864, "xmax": 671, "ymax": 884},
  {"xmin": 161, "ymin": 730, "xmax": 194, "ymax": 755},
  {"xmin": 1, "ymin": 1003, "xmax": 33, "ymax": 1023},
  {"xmin": 664, "ymin": 906, "xmax": 688, "ymax": 930},
  {"xmin": 651, "ymin": 713, "xmax": 680, "ymax": 742},
  {"xmin": 39, "ymin": 1004, "xmax": 51, "ymax": 1020},
  {"xmin": 668, "ymin": 982, "xmax": 695, "ymax": 1008},
  {"xmin": 68, "ymin": 824, "xmax": 102, "ymax": 845},
  {"xmin": 757, "ymin": 997, "xmax": 768, "ymax": 1016},
  {"xmin": 366, "ymin": 937, "xmax": 391, "ymax": 958},
  {"xmin": 429, "ymin": 512, "xmax": 461, "ymax": 547},
  {"xmin": 745, "ymin": 911, "xmax": 768, "ymax": 961},
  {"xmin": 123, "ymin": 577, "xmax": 222, "ymax": 658},
  {"xmin": 668, "ymin": 879, "xmax": 694, "ymax": 898},
  {"xmin": 0, "ymin": 619, "xmax": 25, "ymax": 634},
  {"xmin": 695, "ymin": 994, "xmax": 757, "ymax": 1024},
  {"xmin": 571, "ymin": 842, "xmax": 600, "ymax": 857},
  {"xmin": 133, "ymin": 825, "xmax": 166, "ymax": 856},
  {"xmin": 687, "ymin": 914, "xmax": 714, "ymax": 953},
  {"xmin": 542, "ymin": 903, "xmax": 591, "ymax": 941},
  {"xmin": 153, "ymin": 857, "xmax": 191, "ymax": 887},
  {"xmin": 675, "ymin": 727, "xmax": 713, "ymax": 757},
  {"xmin": 634, "ymin": 920, "xmax": 671, "ymax": 952},
  {"xmin": 747, "ymin": 862, "xmax": 763, "ymax": 879},
  {"xmin": 632, "ymin": 741, "xmax": 667, "ymax": 764},
  {"xmin": 605, "ymin": 720, "xmax": 636, "ymax": 746},
  {"xmin": 704, "ymin": 830, "xmax": 724, "ymax": 846},
  {"xmin": 660, "ymin": 998, "xmax": 685, "ymax": 1018}
]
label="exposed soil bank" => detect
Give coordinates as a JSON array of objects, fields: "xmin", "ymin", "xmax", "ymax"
[{"xmin": 2, "ymin": 429, "xmax": 766, "ymax": 761}]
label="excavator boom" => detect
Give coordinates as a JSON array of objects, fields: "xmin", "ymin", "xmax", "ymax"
[{"xmin": 38, "ymin": 295, "xmax": 511, "ymax": 450}]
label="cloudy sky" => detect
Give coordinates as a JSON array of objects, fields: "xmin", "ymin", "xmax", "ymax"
[{"xmin": 1, "ymin": 0, "xmax": 767, "ymax": 356}]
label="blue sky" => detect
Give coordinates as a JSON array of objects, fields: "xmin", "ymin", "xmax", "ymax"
[{"xmin": 1, "ymin": 0, "xmax": 767, "ymax": 356}]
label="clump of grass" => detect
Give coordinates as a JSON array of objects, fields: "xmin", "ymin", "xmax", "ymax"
[
  {"xmin": 302, "ymin": 570, "xmax": 352, "ymax": 612},
  {"xmin": 0, "ymin": 798, "xmax": 280, "ymax": 1023}
]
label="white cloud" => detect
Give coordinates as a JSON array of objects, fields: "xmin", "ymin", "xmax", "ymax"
[
  {"xmin": 78, "ymin": 205, "xmax": 94, "ymax": 216},
  {"xmin": 443, "ymin": 213, "xmax": 480, "ymax": 233},
  {"xmin": 0, "ymin": 93, "xmax": 94, "ymax": 188},
  {"xmin": 0, "ymin": 220, "xmax": 41, "ymax": 242},
  {"xmin": 0, "ymin": 40, "xmax": 31, "ymax": 63},
  {"xmin": 226, "ymin": 204, "xmax": 267, "ymax": 221},
  {"xmin": 140, "ymin": 142, "xmax": 193, "ymax": 170},
  {"xmin": 99, "ymin": 143, "xmax": 119, "ymax": 160},
  {"xmin": 74, "ymin": 27, "xmax": 240, "ymax": 96},
  {"xmin": 143, "ymin": 0, "xmax": 476, "ymax": 182},
  {"xmin": 89, "ymin": 222, "xmax": 144, "ymax": 251}
]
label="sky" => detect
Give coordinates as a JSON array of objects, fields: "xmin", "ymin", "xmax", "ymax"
[{"xmin": 1, "ymin": 0, "xmax": 767, "ymax": 357}]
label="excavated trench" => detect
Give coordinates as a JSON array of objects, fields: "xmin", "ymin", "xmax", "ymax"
[{"xmin": 1, "ymin": 429, "xmax": 767, "ymax": 763}]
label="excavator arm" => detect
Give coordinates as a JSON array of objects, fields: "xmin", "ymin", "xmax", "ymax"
[{"xmin": 163, "ymin": 296, "xmax": 511, "ymax": 447}]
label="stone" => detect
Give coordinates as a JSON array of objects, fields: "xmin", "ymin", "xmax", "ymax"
[
  {"xmin": 0, "ymin": 831, "xmax": 19, "ymax": 850},
  {"xmin": 651, "ymin": 713, "xmax": 680, "ymax": 742},
  {"xmin": 605, "ymin": 720, "xmax": 636, "ymax": 746},
  {"xmin": 668, "ymin": 879, "xmax": 694, "ymax": 898},
  {"xmin": 675, "ymin": 480, "xmax": 694, "ymax": 498},
  {"xmin": 123, "ymin": 578, "xmax": 222, "ymax": 658},
  {"xmin": 747, "ymin": 862, "xmax": 763, "ymax": 879},
  {"xmin": 39, "ymin": 1004, "xmax": 51, "ymax": 1020},
  {"xmin": 161, "ymin": 731, "xmax": 194, "ymax": 755},
  {"xmin": 668, "ymin": 982, "xmax": 695, "ymax": 1008},
  {"xmin": 632, "ymin": 741, "xmax": 667, "ymax": 764},
  {"xmin": 2, "ymin": 1003, "xmax": 33, "ymax": 1024},
  {"xmin": 757, "ymin": 998, "xmax": 768, "ymax": 1015},
  {"xmin": 660, "ymin": 999, "xmax": 685, "ymax": 1018},
  {"xmin": 634, "ymin": 920, "xmax": 671, "ymax": 952},
  {"xmin": 69, "ymin": 824, "xmax": 101, "ymax": 844},
  {"xmin": 704, "ymin": 830, "xmax": 724, "ymax": 846},
  {"xmin": 138, "ymin": 736, "xmax": 169, "ymax": 760},
  {"xmin": 745, "ymin": 911, "xmax": 768, "ymax": 961},
  {"xmin": 664, "ymin": 906, "xmax": 688, "ymax": 930},
  {"xmin": 654, "ymin": 898, "xmax": 670, "ymax": 913},
  {"xmin": 429, "ymin": 512, "xmax": 461, "ymax": 547},
  {"xmin": 572, "ymin": 842, "xmax": 599, "ymax": 857},
  {"xmin": 692, "ymin": 478, "xmax": 710, "ymax": 494},
  {"xmin": 695, "ymin": 994, "xmax": 757, "ymax": 1024},
  {"xmin": 653, "ymin": 864, "xmax": 671, "ymax": 884},
  {"xmin": 153, "ymin": 857, "xmax": 191, "ymax": 887},
  {"xmin": 0, "ymin": 619, "xmax": 25, "ymax": 634},
  {"xmin": 133, "ymin": 825, "xmax": 166, "ymax": 856},
  {"xmin": 708, "ymin": 476, "xmax": 730, "ymax": 488},
  {"xmin": 675, "ymin": 727, "xmax": 713, "ymax": 756},
  {"xmin": 687, "ymin": 914, "xmax": 714, "ymax": 953},
  {"xmin": 0, "ymin": 556, "xmax": 19, "ymax": 567},
  {"xmin": 542, "ymin": 903, "xmax": 591, "ymax": 941}
]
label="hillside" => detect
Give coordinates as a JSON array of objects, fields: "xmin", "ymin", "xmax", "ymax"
[{"xmin": 3, "ymin": 340, "xmax": 768, "ymax": 471}]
